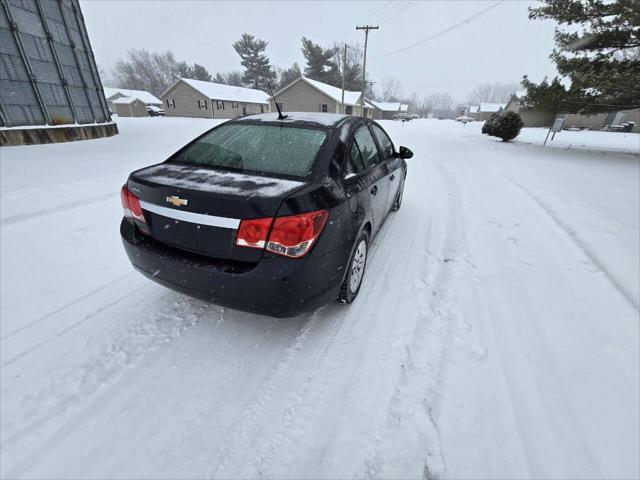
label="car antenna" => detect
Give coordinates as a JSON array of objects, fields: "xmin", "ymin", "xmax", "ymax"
[{"xmin": 267, "ymin": 82, "xmax": 287, "ymax": 120}]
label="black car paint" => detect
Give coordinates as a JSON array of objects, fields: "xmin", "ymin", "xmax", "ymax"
[{"xmin": 121, "ymin": 114, "xmax": 408, "ymax": 317}]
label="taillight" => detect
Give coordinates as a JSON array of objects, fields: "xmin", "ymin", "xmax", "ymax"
[
  {"xmin": 235, "ymin": 209, "xmax": 329, "ymax": 258},
  {"xmin": 120, "ymin": 185, "xmax": 146, "ymax": 223},
  {"xmin": 236, "ymin": 217, "xmax": 273, "ymax": 249}
]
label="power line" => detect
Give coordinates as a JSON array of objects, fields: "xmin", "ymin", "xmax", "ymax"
[
  {"xmin": 368, "ymin": 1, "xmax": 406, "ymax": 23},
  {"xmin": 363, "ymin": 0, "xmax": 394, "ymax": 23},
  {"xmin": 373, "ymin": 0, "xmax": 507, "ymax": 59},
  {"xmin": 376, "ymin": 0, "xmax": 419, "ymax": 25}
]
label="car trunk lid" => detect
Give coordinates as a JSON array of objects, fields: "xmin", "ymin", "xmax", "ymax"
[{"xmin": 128, "ymin": 163, "xmax": 305, "ymax": 262}]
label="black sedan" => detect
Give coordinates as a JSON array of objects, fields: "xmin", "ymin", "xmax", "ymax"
[{"xmin": 120, "ymin": 112, "xmax": 412, "ymax": 317}]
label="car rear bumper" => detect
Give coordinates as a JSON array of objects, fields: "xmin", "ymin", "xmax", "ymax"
[{"xmin": 120, "ymin": 219, "xmax": 348, "ymax": 317}]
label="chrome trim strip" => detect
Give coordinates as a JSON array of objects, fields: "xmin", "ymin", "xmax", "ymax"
[{"xmin": 139, "ymin": 201, "xmax": 240, "ymax": 229}]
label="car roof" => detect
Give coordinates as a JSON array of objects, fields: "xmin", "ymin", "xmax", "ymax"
[{"xmin": 233, "ymin": 112, "xmax": 361, "ymax": 129}]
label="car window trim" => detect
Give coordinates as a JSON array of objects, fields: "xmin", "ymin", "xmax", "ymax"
[
  {"xmin": 352, "ymin": 124, "xmax": 383, "ymax": 170},
  {"xmin": 369, "ymin": 123, "xmax": 396, "ymax": 160}
]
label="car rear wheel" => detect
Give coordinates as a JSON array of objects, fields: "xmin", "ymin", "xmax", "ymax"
[{"xmin": 338, "ymin": 231, "xmax": 369, "ymax": 304}]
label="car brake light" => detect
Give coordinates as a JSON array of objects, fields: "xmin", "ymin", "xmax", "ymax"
[
  {"xmin": 120, "ymin": 185, "xmax": 146, "ymax": 223},
  {"xmin": 235, "ymin": 210, "xmax": 329, "ymax": 258},
  {"xmin": 236, "ymin": 217, "xmax": 273, "ymax": 249}
]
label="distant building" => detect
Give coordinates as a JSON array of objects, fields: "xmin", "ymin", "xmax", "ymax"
[
  {"xmin": 160, "ymin": 78, "xmax": 270, "ymax": 119},
  {"xmin": 103, "ymin": 87, "xmax": 161, "ymax": 113},
  {"xmin": 365, "ymin": 101, "xmax": 402, "ymax": 120},
  {"xmin": 473, "ymin": 103, "xmax": 506, "ymax": 122},
  {"xmin": 112, "ymin": 97, "xmax": 148, "ymax": 117},
  {"xmin": 505, "ymin": 91, "xmax": 639, "ymax": 132},
  {"xmin": 269, "ymin": 77, "xmax": 364, "ymax": 116},
  {"xmin": 504, "ymin": 91, "xmax": 555, "ymax": 127},
  {"xmin": 0, "ymin": 0, "xmax": 115, "ymax": 146}
]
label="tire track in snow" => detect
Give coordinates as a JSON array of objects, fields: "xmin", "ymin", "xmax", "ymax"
[
  {"xmin": 503, "ymin": 175, "xmax": 639, "ymax": 312},
  {"xmin": 207, "ymin": 305, "xmax": 351, "ymax": 477},
  {"xmin": 238, "ymin": 211, "xmax": 414, "ymax": 478},
  {"xmin": 1, "ymin": 293, "xmax": 218, "ymax": 454},
  {"xmin": 1, "ymin": 192, "xmax": 114, "ymax": 227},
  {"xmin": 0, "ymin": 272, "xmax": 135, "ymax": 343},
  {"xmin": 0, "ymin": 277, "xmax": 147, "ymax": 369},
  {"xmin": 362, "ymin": 160, "xmax": 466, "ymax": 480}
]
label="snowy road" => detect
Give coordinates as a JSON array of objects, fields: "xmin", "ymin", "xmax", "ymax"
[{"xmin": 1, "ymin": 118, "xmax": 638, "ymax": 479}]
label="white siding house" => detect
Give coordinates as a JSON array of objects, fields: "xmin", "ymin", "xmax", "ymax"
[{"xmin": 160, "ymin": 78, "xmax": 270, "ymax": 119}]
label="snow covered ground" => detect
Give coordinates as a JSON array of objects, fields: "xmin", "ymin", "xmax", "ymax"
[{"xmin": 1, "ymin": 117, "xmax": 638, "ymax": 479}]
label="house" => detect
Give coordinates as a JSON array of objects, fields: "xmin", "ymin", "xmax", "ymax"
[
  {"xmin": 112, "ymin": 97, "xmax": 148, "ymax": 117},
  {"xmin": 505, "ymin": 91, "xmax": 639, "ymax": 132},
  {"xmin": 504, "ymin": 91, "xmax": 555, "ymax": 127},
  {"xmin": 160, "ymin": 78, "xmax": 269, "ymax": 119},
  {"xmin": 561, "ymin": 109, "xmax": 639, "ymax": 132},
  {"xmin": 365, "ymin": 101, "xmax": 405, "ymax": 119},
  {"xmin": 268, "ymin": 77, "xmax": 364, "ymax": 116},
  {"xmin": 473, "ymin": 103, "xmax": 506, "ymax": 122},
  {"xmin": 103, "ymin": 87, "xmax": 161, "ymax": 112}
]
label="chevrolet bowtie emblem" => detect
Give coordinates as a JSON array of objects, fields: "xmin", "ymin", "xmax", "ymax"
[{"xmin": 166, "ymin": 195, "xmax": 188, "ymax": 207}]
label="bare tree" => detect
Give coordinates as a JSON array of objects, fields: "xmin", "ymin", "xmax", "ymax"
[
  {"xmin": 380, "ymin": 77, "xmax": 402, "ymax": 102},
  {"xmin": 425, "ymin": 92, "xmax": 455, "ymax": 117},
  {"xmin": 111, "ymin": 49, "xmax": 187, "ymax": 96},
  {"xmin": 467, "ymin": 82, "xmax": 519, "ymax": 104}
]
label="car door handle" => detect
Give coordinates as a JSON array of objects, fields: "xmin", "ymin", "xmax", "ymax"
[
  {"xmin": 370, "ymin": 185, "xmax": 378, "ymax": 195},
  {"xmin": 390, "ymin": 174, "xmax": 395, "ymax": 181}
]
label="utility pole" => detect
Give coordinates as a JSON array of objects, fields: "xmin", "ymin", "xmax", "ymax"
[
  {"xmin": 356, "ymin": 24, "xmax": 378, "ymax": 117},
  {"xmin": 341, "ymin": 44, "xmax": 348, "ymax": 114}
]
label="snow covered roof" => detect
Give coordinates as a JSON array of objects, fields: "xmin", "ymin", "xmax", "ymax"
[
  {"xmin": 366, "ymin": 101, "xmax": 403, "ymax": 112},
  {"xmin": 111, "ymin": 97, "xmax": 144, "ymax": 105},
  {"xmin": 274, "ymin": 77, "xmax": 362, "ymax": 106},
  {"xmin": 236, "ymin": 112, "xmax": 349, "ymax": 127},
  {"xmin": 176, "ymin": 78, "xmax": 269, "ymax": 104},
  {"xmin": 400, "ymin": 104, "xmax": 409, "ymax": 112},
  {"xmin": 468, "ymin": 105, "xmax": 479, "ymax": 113},
  {"xmin": 103, "ymin": 87, "xmax": 161, "ymax": 105},
  {"xmin": 479, "ymin": 103, "xmax": 506, "ymax": 113}
]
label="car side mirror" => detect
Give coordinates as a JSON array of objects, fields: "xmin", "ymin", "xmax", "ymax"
[{"xmin": 397, "ymin": 146, "xmax": 413, "ymax": 159}]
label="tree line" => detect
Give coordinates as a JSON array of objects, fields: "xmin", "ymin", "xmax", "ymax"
[{"xmin": 109, "ymin": 34, "xmax": 366, "ymax": 98}]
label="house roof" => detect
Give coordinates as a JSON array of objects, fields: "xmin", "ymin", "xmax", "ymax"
[
  {"xmin": 468, "ymin": 105, "xmax": 479, "ymax": 113},
  {"xmin": 112, "ymin": 97, "xmax": 144, "ymax": 105},
  {"xmin": 175, "ymin": 78, "xmax": 270, "ymax": 104},
  {"xmin": 273, "ymin": 77, "xmax": 362, "ymax": 106},
  {"xmin": 366, "ymin": 100, "xmax": 403, "ymax": 112},
  {"xmin": 400, "ymin": 104, "xmax": 409, "ymax": 112},
  {"xmin": 479, "ymin": 103, "xmax": 506, "ymax": 113},
  {"xmin": 103, "ymin": 87, "xmax": 161, "ymax": 104}
]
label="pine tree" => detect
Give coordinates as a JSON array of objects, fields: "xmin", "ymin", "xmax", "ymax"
[
  {"xmin": 522, "ymin": 0, "xmax": 640, "ymax": 114},
  {"xmin": 489, "ymin": 112, "xmax": 524, "ymax": 141},
  {"xmin": 301, "ymin": 37, "xmax": 340, "ymax": 85},
  {"xmin": 232, "ymin": 34, "xmax": 275, "ymax": 90},
  {"xmin": 277, "ymin": 63, "xmax": 302, "ymax": 89},
  {"xmin": 190, "ymin": 63, "xmax": 212, "ymax": 82}
]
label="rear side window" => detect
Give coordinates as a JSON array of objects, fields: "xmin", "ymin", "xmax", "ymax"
[
  {"xmin": 371, "ymin": 124, "xmax": 394, "ymax": 159},
  {"xmin": 353, "ymin": 126, "xmax": 380, "ymax": 169},
  {"xmin": 172, "ymin": 124, "xmax": 327, "ymax": 178},
  {"xmin": 349, "ymin": 141, "xmax": 366, "ymax": 172}
]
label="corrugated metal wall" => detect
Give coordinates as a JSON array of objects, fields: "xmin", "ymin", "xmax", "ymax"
[{"xmin": 0, "ymin": 0, "xmax": 110, "ymax": 127}]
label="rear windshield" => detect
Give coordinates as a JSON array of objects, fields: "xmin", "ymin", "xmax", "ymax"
[{"xmin": 171, "ymin": 123, "xmax": 327, "ymax": 178}]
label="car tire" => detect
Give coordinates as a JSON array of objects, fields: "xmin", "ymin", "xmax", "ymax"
[
  {"xmin": 391, "ymin": 181, "xmax": 404, "ymax": 211},
  {"xmin": 337, "ymin": 230, "xmax": 369, "ymax": 304}
]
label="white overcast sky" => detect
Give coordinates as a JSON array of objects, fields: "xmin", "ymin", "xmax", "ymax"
[{"xmin": 80, "ymin": 0, "xmax": 558, "ymax": 102}]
